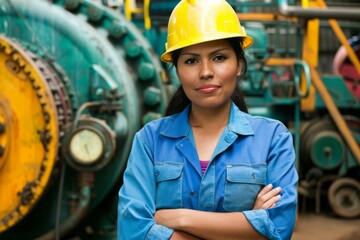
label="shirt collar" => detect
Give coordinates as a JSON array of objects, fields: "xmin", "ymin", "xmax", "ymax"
[
  {"xmin": 160, "ymin": 105, "xmax": 192, "ymax": 138},
  {"xmin": 160, "ymin": 102, "xmax": 254, "ymax": 138},
  {"xmin": 228, "ymin": 102, "xmax": 254, "ymax": 136}
]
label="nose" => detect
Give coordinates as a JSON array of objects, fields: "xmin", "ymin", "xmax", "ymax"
[{"xmin": 199, "ymin": 60, "xmax": 214, "ymax": 80}]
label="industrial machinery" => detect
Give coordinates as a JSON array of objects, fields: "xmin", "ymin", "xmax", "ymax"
[
  {"xmin": 0, "ymin": 0, "xmax": 172, "ymax": 238},
  {"xmin": 0, "ymin": 0, "xmax": 359, "ymax": 239}
]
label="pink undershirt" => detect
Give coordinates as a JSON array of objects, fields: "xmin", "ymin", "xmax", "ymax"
[{"xmin": 200, "ymin": 160, "xmax": 210, "ymax": 175}]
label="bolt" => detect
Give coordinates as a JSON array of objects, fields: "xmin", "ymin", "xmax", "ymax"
[
  {"xmin": 87, "ymin": 6, "xmax": 104, "ymax": 22},
  {"xmin": 126, "ymin": 42, "xmax": 142, "ymax": 58},
  {"xmin": 109, "ymin": 22, "xmax": 127, "ymax": 39},
  {"xmin": 143, "ymin": 87, "xmax": 161, "ymax": 106},
  {"xmin": 64, "ymin": 0, "xmax": 80, "ymax": 10},
  {"xmin": 138, "ymin": 62, "xmax": 155, "ymax": 81},
  {"xmin": 142, "ymin": 112, "xmax": 162, "ymax": 125}
]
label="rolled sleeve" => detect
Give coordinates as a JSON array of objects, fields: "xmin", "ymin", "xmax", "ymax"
[
  {"xmin": 146, "ymin": 224, "xmax": 174, "ymax": 240},
  {"xmin": 244, "ymin": 130, "xmax": 298, "ymax": 240},
  {"xmin": 118, "ymin": 132, "xmax": 174, "ymax": 240},
  {"xmin": 243, "ymin": 209, "xmax": 281, "ymax": 240}
]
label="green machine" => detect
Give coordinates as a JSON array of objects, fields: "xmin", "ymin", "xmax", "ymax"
[{"xmin": 0, "ymin": 0, "xmax": 173, "ymax": 238}]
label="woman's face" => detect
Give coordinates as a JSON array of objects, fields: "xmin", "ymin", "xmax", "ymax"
[{"xmin": 176, "ymin": 39, "xmax": 241, "ymax": 110}]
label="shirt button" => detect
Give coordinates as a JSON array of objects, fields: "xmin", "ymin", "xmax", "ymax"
[
  {"xmin": 190, "ymin": 191, "xmax": 195, "ymax": 196},
  {"xmin": 251, "ymin": 173, "xmax": 256, "ymax": 179}
]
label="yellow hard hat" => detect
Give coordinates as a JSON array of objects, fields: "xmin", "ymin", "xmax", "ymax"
[{"xmin": 161, "ymin": 0, "xmax": 254, "ymax": 62}]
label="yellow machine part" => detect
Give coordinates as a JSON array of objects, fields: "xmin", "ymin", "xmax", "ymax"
[
  {"xmin": 0, "ymin": 36, "xmax": 59, "ymax": 232},
  {"xmin": 301, "ymin": 0, "xmax": 319, "ymax": 112}
]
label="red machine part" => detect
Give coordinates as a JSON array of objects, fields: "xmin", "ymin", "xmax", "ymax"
[{"xmin": 333, "ymin": 37, "xmax": 360, "ymax": 98}]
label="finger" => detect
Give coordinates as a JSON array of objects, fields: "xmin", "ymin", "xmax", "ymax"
[
  {"xmin": 253, "ymin": 186, "xmax": 277, "ymax": 209},
  {"xmin": 261, "ymin": 196, "xmax": 279, "ymax": 209},
  {"xmin": 253, "ymin": 185, "xmax": 282, "ymax": 210},
  {"xmin": 262, "ymin": 186, "xmax": 282, "ymax": 200},
  {"xmin": 255, "ymin": 187, "xmax": 281, "ymax": 207},
  {"xmin": 261, "ymin": 195, "xmax": 281, "ymax": 209},
  {"xmin": 257, "ymin": 184, "xmax": 274, "ymax": 197}
]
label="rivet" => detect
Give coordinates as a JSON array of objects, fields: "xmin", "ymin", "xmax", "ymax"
[
  {"xmin": 87, "ymin": 5, "xmax": 104, "ymax": 22},
  {"xmin": 138, "ymin": 62, "xmax": 155, "ymax": 81},
  {"xmin": 142, "ymin": 111, "xmax": 161, "ymax": 125},
  {"xmin": 143, "ymin": 86, "xmax": 161, "ymax": 106},
  {"xmin": 126, "ymin": 41, "xmax": 142, "ymax": 58},
  {"xmin": 109, "ymin": 22, "xmax": 127, "ymax": 39},
  {"xmin": 64, "ymin": 0, "xmax": 80, "ymax": 10}
]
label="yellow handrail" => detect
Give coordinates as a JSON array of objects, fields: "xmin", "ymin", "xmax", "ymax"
[
  {"xmin": 124, "ymin": 0, "xmax": 143, "ymax": 20},
  {"xmin": 144, "ymin": 0, "xmax": 151, "ymax": 29}
]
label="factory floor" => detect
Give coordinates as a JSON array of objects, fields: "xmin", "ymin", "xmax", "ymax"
[{"xmin": 291, "ymin": 213, "xmax": 360, "ymax": 240}]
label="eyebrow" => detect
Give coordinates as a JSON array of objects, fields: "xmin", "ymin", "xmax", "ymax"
[{"xmin": 180, "ymin": 47, "xmax": 231, "ymax": 57}]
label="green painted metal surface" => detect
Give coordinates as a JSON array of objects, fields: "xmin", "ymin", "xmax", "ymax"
[
  {"xmin": 315, "ymin": 75, "xmax": 360, "ymax": 109},
  {"xmin": 0, "ymin": 0, "xmax": 172, "ymax": 238},
  {"xmin": 310, "ymin": 130, "xmax": 345, "ymax": 170}
]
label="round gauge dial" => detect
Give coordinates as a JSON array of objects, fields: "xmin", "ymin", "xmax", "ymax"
[{"xmin": 69, "ymin": 129, "xmax": 104, "ymax": 164}]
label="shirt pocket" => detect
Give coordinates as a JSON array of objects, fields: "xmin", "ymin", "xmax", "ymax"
[
  {"xmin": 154, "ymin": 162, "xmax": 183, "ymax": 209},
  {"xmin": 223, "ymin": 165, "xmax": 266, "ymax": 212}
]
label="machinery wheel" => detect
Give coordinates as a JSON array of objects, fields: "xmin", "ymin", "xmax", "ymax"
[
  {"xmin": 300, "ymin": 117, "xmax": 345, "ymax": 171},
  {"xmin": 328, "ymin": 177, "xmax": 360, "ymax": 218},
  {"xmin": 0, "ymin": 35, "xmax": 63, "ymax": 232}
]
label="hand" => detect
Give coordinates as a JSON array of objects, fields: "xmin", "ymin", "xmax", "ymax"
[{"xmin": 253, "ymin": 184, "xmax": 281, "ymax": 210}]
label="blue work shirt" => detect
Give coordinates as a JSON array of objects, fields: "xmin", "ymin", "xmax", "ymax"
[{"xmin": 118, "ymin": 102, "xmax": 298, "ymax": 240}]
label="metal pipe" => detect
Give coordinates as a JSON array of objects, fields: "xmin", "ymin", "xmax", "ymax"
[{"xmin": 278, "ymin": 0, "xmax": 360, "ymax": 20}]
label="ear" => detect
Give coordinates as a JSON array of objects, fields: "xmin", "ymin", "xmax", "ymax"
[{"xmin": 237, "ymin": 62, "xmax": 242, "ymax": 76}]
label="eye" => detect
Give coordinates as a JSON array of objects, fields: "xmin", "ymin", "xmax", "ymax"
[
  {"xmin": 213, "ymin": 55, "xmax": 228, "ymax": 62},
  {"xmin": 184, "ymin": 57, "xmax": 198, "ymax": 65}
]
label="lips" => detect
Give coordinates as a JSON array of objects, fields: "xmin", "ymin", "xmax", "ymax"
[{"xmin": 196, "ymin": 84, "xmax": 220, "ymax": 93}]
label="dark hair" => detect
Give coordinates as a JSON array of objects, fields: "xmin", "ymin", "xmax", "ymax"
[{"xmin": 165, "ymin": 38, "xmax": 248, "ymax": 116}]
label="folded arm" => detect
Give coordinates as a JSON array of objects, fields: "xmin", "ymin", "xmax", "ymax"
[{"xmin": 156, "ymin": 184, "xmax": 281, "ymax": 240}]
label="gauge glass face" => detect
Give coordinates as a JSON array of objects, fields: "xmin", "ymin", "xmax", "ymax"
[{"xmin": 69, "ymin": 129, "xmax": 104, "ymax": 164}]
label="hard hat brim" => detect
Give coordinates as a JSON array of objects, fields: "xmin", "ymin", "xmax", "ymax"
[{"xmin": 161, "ymin": 34, "xmax": 253, "ymax": 62}]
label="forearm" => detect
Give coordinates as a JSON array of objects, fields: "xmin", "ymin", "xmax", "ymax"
[
  {"xmin": 156, "ymin": 209, "xmax": 266, "ymax": 240},
  {"xmin": 170, "ymin": 231, "xmax": 204, "ymax": 240}
]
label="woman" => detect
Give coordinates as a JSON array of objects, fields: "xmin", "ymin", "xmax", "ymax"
[{"xmin": 118, "ymin": 0, "xmax": 298, "ymax": 239}]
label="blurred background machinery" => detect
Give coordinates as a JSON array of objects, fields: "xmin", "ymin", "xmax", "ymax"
[{"xmin": 0, "ymin": 0, "xmax": 359, "ymax": 239}]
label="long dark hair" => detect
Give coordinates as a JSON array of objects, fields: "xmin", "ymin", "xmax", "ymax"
[{"xmin": 165, "ymin": 38, "xmax": 248, "ymax": 116}]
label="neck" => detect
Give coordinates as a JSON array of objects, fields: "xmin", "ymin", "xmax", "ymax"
[{"xmin": 190, "ymin": 102, "xmax": 231, "ymax": 129}]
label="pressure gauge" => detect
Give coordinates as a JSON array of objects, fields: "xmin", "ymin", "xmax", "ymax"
[
  {"xmin": 62, "ymin": 116, "xmax": 116, "ymax": 171},
  {"xmin": 69, "ymin": 128, "xmax": 105, "ymax": 164}
]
